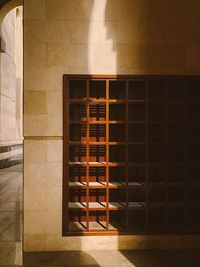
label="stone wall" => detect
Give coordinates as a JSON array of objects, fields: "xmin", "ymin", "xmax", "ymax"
[
  {"xmin": 0, "ymin": 7, "xmax": 23, "ymax": 168},
  {"xmin": 24, "ymin": 0, "xmax": 200, "ymax": 251}
]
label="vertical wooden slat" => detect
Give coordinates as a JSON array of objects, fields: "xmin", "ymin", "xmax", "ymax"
[
  {"xmin": 145, "ymin": 79, "xmax": 149, "ymax": 230},
  {"xmin": 164, "ymin": 79, "xmax": 169, "ymax": 231},
  {"xmin": 106, "ymin": 79, "xmax": 109, "ymax": 230},
  {"xmin": 63, "ymin": 75, "xmax": 69, "ymax": 234},
  {"xmin": 86, "ymin": 79, "xmax": 90, "ymax": 230},
  {"xmin": 125, "ymin": 80, "xmax": 129, "ymax": 229},
  {"xmin": 183, "ymin": 80, "xmax": 188, "ymax": 231}
]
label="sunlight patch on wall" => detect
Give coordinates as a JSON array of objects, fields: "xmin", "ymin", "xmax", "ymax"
[{"xmin": 88, "ymin": 0, "xmax": 117, "ymax": 74}]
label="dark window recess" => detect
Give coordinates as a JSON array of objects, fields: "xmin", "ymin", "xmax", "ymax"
[{"xmin": 63, "ymin": 75, "xmax": 200, "ymax": 236}]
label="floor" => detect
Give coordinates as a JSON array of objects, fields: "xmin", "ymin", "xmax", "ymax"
[
  {"xmin": 0, "ymin": 164, "xmax": 22, "ymax": 266},
  {"xmin": 1, "ymin": 165, "xmax": 200, "ymax": 267},
  {"xmin": 23, "ymin": 250, "xmax": 200, "ymax": 267}
]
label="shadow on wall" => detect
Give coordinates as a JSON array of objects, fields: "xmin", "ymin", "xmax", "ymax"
[
  {"xmin": 104, "ymin": 0, "xmax": 190, "ymax": 75},
  {"xmin": 103, "ymin": 1, "xmax": 200, "ymax": 265}
]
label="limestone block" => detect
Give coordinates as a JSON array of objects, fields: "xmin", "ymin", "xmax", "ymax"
[
  {"xmin": 24, "ymin": 43, "xmax": 46, "ymax": 68},
  {"xmin": 24, "ymin": 207, "xmax": 62, "ymax": 241},
  {"xmin": 24, "ymin": 140, "xmax": 47, "ymax": 163},
  {"xmin": 24, "ymin": 20, "xmax": 70, "ymax": 43},
  {"xmin": 47, "ymin": 0, "xmax": 93, "ymax": 21},
  {"xmin": 24, "ymin": 67, "xmax": 63, "ymax": 91},
  {"xmin": 24, "ymin": 0, "xmax": 46, "ymax": 20},
  {"xmin": 24, "ymin": 90, "xmax": 62, "ymax": 136},
  {"xmin": 24, "ymin": 20, "xmax": 46, "ymax": 43},
  {"xmin": 46, "ymin": 43, "xmax": 69, "ymax": 67},
  {"xmin": 24, "ymin": 185, "xmax": 62, "ymax": 212},
  {"xmin": 69, "ymin": 21, "xmax": 90, "ymax": 44},
  {"xmin": 46, "ymin": 0, "xmax": 69, "ymax": 20},
  {"xmin": 121, "ymin": 21, "xmax": 186, "ymax": 46},
  {"xmin": 90, "ymin": 21, "xmax": 116, "ymax": 44},
  {"xmin": 68, "ymin": 44, "xmax": 88, "ymax": 67},
  {"xmin": 46, "ymin": 140, "xmax": 62, "ymax": 163},
  {"xmin": 116, "ymin": 44, "xmax": 185, "ymax": 70},
  {"xmin": 90, "ymin": 43, "xmax": 117, "ymax": 68},
  {"xmin": 24, "ymin": 91, "xmax": 47, "ymax": 115},
  {"xmin": 103, "ymin": 0, "xmax": 140, "ymax": 22},
  {"xmin": 139, "ymin": 0, "xmax": 186, "ymax": 22},
  {"xmin": 24, "ymin": 162, "xmax": 62, "ymax": 188}
]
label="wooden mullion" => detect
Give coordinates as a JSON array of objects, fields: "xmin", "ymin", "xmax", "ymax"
[
  {"xmin": 125, "ymin": 80, "xmax": 129, "ymax": 229},
  {"xmin": 63, "ymin": 76, "xmax": 69, "ymax": 234},
  {"xmin": 145, "ymin": 79, "xmax": 149, "ymax": 230},
  {"xmin": 164, "ymin": 79, "xmax": 169, "ymax": 231},
  {"xmin": 86, "ymin": 79, "xmax": 90, "ymax": 231},
  {"xmin": 183, "ymin": 81, "xmax": 188, "ymax": 231},
  {"xmin": 106, "ymin": 79, "xmax": 109, "ymax": 230}
]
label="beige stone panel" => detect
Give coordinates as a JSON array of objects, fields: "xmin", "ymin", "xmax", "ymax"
[
  {"xmin": 86, "ymin": 66, "xmax": 118, "ymax": 75},
  {"xmin": 24, "ymin": 185, "xmax": 62, "ymax": 212},
  {"xmin": 24, "ymin": 0, "xmax": 46, "ymax": 20},
  {"xmin": 47, "ymin": 140, "xmax": 62, "ymax": 163},
  {"xmin": 24, "ymin": 67, "xmax": 63, "ymax": 91},
  {"xmin": 90, "ymin": 21, "xmax": 117, "ymax": 44},
  {"xmin": 118, "ymin": 20, "xmax": 188, "ymax": 46},
  {"xmin": 90, "ymin": 43, "xmax": 117, "ymax": 69},
  {"xmin": 103, "ymin": 0, "xmax": 140, "ymax": 22},
  {"xmin": 62, "ymin": 66, "xmax": 90, "ymax": 75},
  {"xmin": 46, "ymin": 43, "xmax": 69, "ymax": 68},
  {"xmin": 68, "ymin": 44, "xmax": 88, "ymax": 67},
  {"xmin": 24, "ymin": 91, "xmax": 47, "ymax": 115},
  {"xmin": 69, "ymin": 21, "xmax": 116, "ymax": 44},
  {"xmin": 46, "ymin": 0, "xmax": 93, "ymax": 21},
  {"xmin": 46, "ymin": 0, "xmax": 69, "ymax": 20},
  {"xmin": 24, "ymin": 20, "xmax": 46, "ymax": 43},
  {"xmin": 24, "ymin": 140, "xmax": 47, "ymax": 164},
  {"xmin": 24, "ymin": 113, "xmax": 62, "ymax": 136},
  {"xmin": 115, "ymin": 44, "xmax": 140, "ymax": 69},
  {"xmin": 117, "ymin": 21, "xmax": 140, "ymax": 45},
  {"xmin": 116, "ymin": 44, "xmax": 186, "ymax": 70},
  {"xmin": 186, "ymin": 46, "xmax": 200, "ymax": 70},
  {"xmin": 47, "ymin": 91, "xmax": 62, "ymax": 115},
  {"xmin": 24, "ymin": 114, "xmax": 48, "ymax": 136},
  {"xmin": 24, "ymin": 233, "xmax": 48, "ymax": 252},
  {"xmin": 116, "ymin": 67, "xmax": 187, "ymax": 76},
  {"xmin": 139, "ymin": 0, "xmax": 186, "ymax": 22},
  {"xmin": 24, "ymin": 20, "xmax": 70, "ymax": 43},
  {"xmin": 24, "ymin": 210, "xmax": 48, "ymax": 244},
  {"xmin": 69, "ymin": 21, "xmax": 91, "ymax": 44},
  {"xmin": 24, "ymin": 208, "xmax": 62, "ymax": 245},
  {"xmin": 24, "ymin": 162, "xmax": 62, "ymax": 188},
  {"xmin": 24, "ymin": 43, "xmax": 46, "ymax": 68},
  {"xmin": 46, "ymin": 21, "xmax": 70, "ymax": 43}
]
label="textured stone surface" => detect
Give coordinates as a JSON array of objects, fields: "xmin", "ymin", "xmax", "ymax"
[
  {"xmin": 23, "ymin": 0, "xmax": 200, "ymax": 251},
  {"xmin": 0, "ymin": 165, "xmax": 22, "ymax": 266}
]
